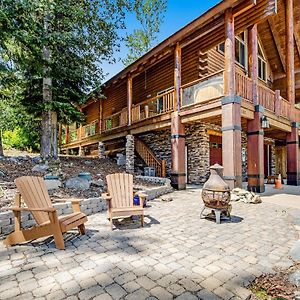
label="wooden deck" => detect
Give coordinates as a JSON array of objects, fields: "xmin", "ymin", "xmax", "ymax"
[{"xmin": 61, "ymin": 70, "xmax": 299, "ymax": 151}]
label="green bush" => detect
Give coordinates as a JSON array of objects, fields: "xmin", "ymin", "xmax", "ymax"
[{"xmin": 3, "ymin": 126, "xmax": 40, "ymax": 151}]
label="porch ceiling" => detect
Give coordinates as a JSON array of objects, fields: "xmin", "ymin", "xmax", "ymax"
[{"xmin": 258, "ymin": 0, "xmax": 300, "ymax": 103}]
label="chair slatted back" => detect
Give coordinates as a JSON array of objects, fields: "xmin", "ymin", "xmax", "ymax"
[
  {"xmin": 15, "ymin": 176, "xmax": 53, "ymax": 225},
  {"xmin": 106, "ymin": 173, "xmax": 133, "ymax": 208}
]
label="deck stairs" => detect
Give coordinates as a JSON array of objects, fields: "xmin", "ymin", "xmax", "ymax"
[{"xmin": 135, "ymin": 137, "xmax": 166, "ymax": 178}]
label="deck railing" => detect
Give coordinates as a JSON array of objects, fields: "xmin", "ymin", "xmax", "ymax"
[
  {"xmin": 81, "ymin": 122, "xmax": 99, "ymax": 138},
  {"xmin": 102, "ymin": 108, "xmax": 128, "ymax": 132},
  {"xmin": 235, "ymin": 72, "xmax": 253, "ymax": 102},
  {"xmin": 131, "ymin": 89, "xmax": 174, "ymax": 123},
  {"xmin": 257, "ymin": 84, "xmax": 276, "ymax": 112},
  {"xmin": 280, "ymin": 97, "xmax": 291, "ymax": 119}
]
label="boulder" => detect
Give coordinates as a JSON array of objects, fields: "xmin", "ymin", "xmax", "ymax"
[
  {"xmin": 161, "ymin": 196, "xmax": 173, "ymax": 202},
  {"xmin": 290, "ymin": 240, "xmax": 300, "ymax": 262},
  {"xmin": 44, "ymin": 179, "xmax": 62, "ymax": 190},
  {"xmin": 230, "ymin": 194, "xmax": 240, "ymax": 201},
  {"xmin": 84, "ymin": 161, "xmax": 92, "ymax": 165},
  {"xmin": 32, "ymin": 156, "xmax": 42, "ymax": 164},
  {"xmin": 0, "ymin": 170, "xmax": 5, "ymax": 177},
  {"xmin": 8, "ymin": 157, "xmax": 19, "ymax": 163},
  {"xmin": 32, "ymin": 164, "xmax": 49, "ymax": 172},
  {"xmin": 252, "ymin": 195, "xmax": 262, "ymax": 204},
  {"xmin": 65, "ymin": 177, "xmax": 90, "ymax": 190},
  {"xmin": 289, "ymin": 270, "xmax": 300, "ymax": 287},
  {"xmin": 91, "ymin": 179, "xmax": 104, "ymax": 187}
]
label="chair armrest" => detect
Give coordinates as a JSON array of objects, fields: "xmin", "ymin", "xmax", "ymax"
[
  {"xmin": 102, "ymin": 193, "xmax": 112, "ymax": 201},
  {"xmin": 135, "ymin": 192, "xmax": 148, "ymax": 199},
  {"xmin": 10, "ymin": 206, "xmax": 56, "ymax": 212},
  {"xmin": 52, "ymin": 198, "xmax": 81, "ymax": 204}
]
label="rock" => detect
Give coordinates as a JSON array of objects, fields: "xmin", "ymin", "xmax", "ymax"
[
  {"xmin": 161, "ymin": 196, "xmax": 173, "ymax": 202},
  {"xmin": 230, "ymin": 194, "xmax": 240, "ymax": 201},
  {"xmin": 245, "ymin": 193, "xmax": 253, "ymax": 203},
  {"xmin": 290, "ymin": 240, "xmax": 300, "ymax": 262},
  {"xmin": 252, "ymin": 195, "xmax": 262, "ymax": 204},
  {"xmin": 84, "ymin": 161, "xmax": 92, "ymax": 165},
  {"xmin": 289, "ymin": 270, "xmax": 300, "ymax": 287},
  {"xmin": 0, "ymin": 170, "xmax": 5, "ymax": 177},
  {"xmin": 32, "ymin": 164, "xmax": 49, "ymax": 172},
  {"xmin": 44, "ymin": 179, "xmax": 62, "ymax": 190},
  {"xmin": 65, "ymin": 177, "xmax": 90, "ymax": 190},
  {"xmin": 8, "ymin": 157, "xmax": 19, "ymax": 163},
  {"xmin": 32, "ymin": 156, "xmax": 42, "ymax": 164},
  {"xmin": 91, "ymin": 179, "xmax": 104, "ymax": 187}
]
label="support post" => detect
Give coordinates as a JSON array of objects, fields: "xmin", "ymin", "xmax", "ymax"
[
  {"xmin": 247, "ymin": 106, "xmax": 265, "ymax": 193},
  {"xmin": 126, "ymin": 134, "xmax": 134, "ymax": 174},
  {"xmin": 287, "ymin": 122, "xmax": 299, "ymax": 185},
  {"xmin": 174, "ymin": 43, "xmax": 182, "ymax": 111},
  {"xmin": 286, "ymin": 0, "xmax": 295, "ymax": 108},
  {"xmin": 127, "ymin": 75, "xmax": 133, "ymax": 126},
  {"xmin": 222, "ymin": 8, "xmax": 242, "ymax": 189},
  {"xmin": 99, "ymin": 100, "xmax": 103, "ymax": 134},
  {"xmin": 171, "ymin": 112, "xmax": 186, "ymax": 190},
  {"xmin": 98, "ymin": 142, "xmax": 105, "ymax": 159},
  {"xmin": 65, "ymin": 126, "xmax": 70, "ymax": 144},
  {"xmin": 248, "ymin": 24, "xmax": 258, "ymax": 105}
]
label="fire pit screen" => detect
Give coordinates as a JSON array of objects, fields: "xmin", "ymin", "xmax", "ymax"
[{"xmin": 200, "ymin": 164, "xmax": 232, "ymax": 224}]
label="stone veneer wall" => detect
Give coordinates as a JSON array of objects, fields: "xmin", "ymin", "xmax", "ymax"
[
  {"xmin": 185, "ymin": 124, "xmax": 210, "ymax": 184},
  {"xmin": 137, "ymin": 123, "xmax": 276, "ymax": 185}
]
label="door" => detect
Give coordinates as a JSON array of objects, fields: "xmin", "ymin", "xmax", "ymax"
[{"xmin": 209, "ymin": 135, "xmax": 222, "ymax": 166}]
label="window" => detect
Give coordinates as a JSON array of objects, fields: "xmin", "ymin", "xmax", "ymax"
[
  {"xmin": 258, "ymin": 41, "xmax": 267, "ymax": 82},
  {"xmin": 218, "ymin": 31, "xmax": 247, "ymax": 69}
]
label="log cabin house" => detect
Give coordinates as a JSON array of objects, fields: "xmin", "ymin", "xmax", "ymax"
[{"xmin": 60, "ymin": 0, "xmax": 300, "ymax": 192}]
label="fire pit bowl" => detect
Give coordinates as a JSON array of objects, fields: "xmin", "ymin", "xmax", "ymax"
[{"xmin": 201, "ymin": 164, "xmax": 231, "ymax": 223}]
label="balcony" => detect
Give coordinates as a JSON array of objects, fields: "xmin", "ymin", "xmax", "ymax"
[{"xmin": 62, "ymin": 70, "xmax": 299, "ymax": 147}]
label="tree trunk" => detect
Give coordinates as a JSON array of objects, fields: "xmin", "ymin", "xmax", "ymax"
[
  {"xmin": 40, "ymin": 9, "xmax": 58, "ymax": 160},
  {"xmin": 0, "ymin": 129, "xmax": 4, "ymax": 157}
]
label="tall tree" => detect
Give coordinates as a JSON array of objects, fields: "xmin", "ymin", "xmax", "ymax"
[
  {"xmin": 123, "ymin": 0, "xmax": 167, "ymax": 66},
  {"xmin": 0, "ymin": 0, "xmax": 131, "ymax": 160}
]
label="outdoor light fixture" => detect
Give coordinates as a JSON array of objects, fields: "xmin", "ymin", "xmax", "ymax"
[{"xmin": 261, "ymin": 115, "xmax": 270, "ymax": 129}]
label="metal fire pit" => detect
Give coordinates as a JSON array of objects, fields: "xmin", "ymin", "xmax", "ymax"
[{"xmin": 201, "ymin": 164, "xmax": 231, "ymax": 224}]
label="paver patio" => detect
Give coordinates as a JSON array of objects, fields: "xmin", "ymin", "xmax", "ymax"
[{"xmin": 0, "ymin": 186, "xmax": 299, "ymax": 300}]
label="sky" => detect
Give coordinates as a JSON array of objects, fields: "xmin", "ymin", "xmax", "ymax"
[{"xmin": 101, "ymin": 0, "xmax": 221, "ymax": 81}]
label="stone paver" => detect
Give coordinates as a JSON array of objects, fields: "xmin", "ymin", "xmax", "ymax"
[{"xmin": 0, "ymin": 187, "xmax": 299, "ymax": 299}]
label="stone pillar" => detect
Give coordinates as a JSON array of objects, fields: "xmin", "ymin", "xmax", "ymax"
[
  {"xmin": 126, "ymin": 134, "xmax": 135, "ymax": 174},
  {"xmin": 98, "ymin": 142, "xmax": 105, "ymax": 159},
  {"xmin": 287, "ymin": 122, "xmax": 299, "ymax": 185},
  {"xmin": 171, "ymin": 112, "xmax": 186, "ymax": 190},
  {"xmin": 247, "ymin": 105, "xmax": 265, "ymax": 193}
]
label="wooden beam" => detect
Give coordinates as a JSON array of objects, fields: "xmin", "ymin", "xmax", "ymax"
[
  {"xmin": 224, "ymin": 8, "xmax": 235, "ymax": 96},
  {"xmin": 174, "ymin": 43, "xmax": 182, "ymax": 111},
  {"xmin": 286, "ymin": 0, "xmax": 295, "ymax": 107},
  {"xmin": 294, "ymin": 21, "xmax": 300, "ymax": 59},
  {"xmin": 127, "ymin": 75, "xmax": 133, "ymax": 126},
  {"xmin": 248, "ymin": 24, "xmax": 258, "ymax": 105},
  {"xmin": 268, "ymin": 18, "xmax": 286, "ymax": 72}
]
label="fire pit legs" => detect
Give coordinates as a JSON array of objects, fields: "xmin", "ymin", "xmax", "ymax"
[{"xmin": 200, "ymin": 205, "xmax": 231, "ymax": 224}]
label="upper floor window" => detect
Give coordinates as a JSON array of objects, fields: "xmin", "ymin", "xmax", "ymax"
[
  {"xmin": 218, "ymin": 31, "xmax": 247, "ymax": 69},
  {"xmin": 258, "ymin": 41, "xmax": 267, "ymax": 82}
]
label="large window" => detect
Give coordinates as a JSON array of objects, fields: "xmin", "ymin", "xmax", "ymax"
[
  {"xmin": 258, "ymin": 41, "xmax": 267, "ymax": 82},
  {"xmin": 218, "ymin": 31, "xmax": 247, "ymax": 69}
]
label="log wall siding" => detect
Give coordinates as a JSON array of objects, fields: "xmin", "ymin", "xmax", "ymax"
[
  {"xmin": 181, "ymin": 38, "xmax": 203, "ymax": 85},
  {"xmin": 83, "ymin": 101, "xmax": 99, "ymax": 123},
  {"xmin": 132, "ymin": 54, "xmax": 174, "ymax": 104},
  {"xmin": 103, "ymin": 81, "xmax": 127, "ymax": 118}
]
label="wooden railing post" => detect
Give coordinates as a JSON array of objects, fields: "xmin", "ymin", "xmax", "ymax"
[
  {"xmin": 274, "ymin": 90, "xmax": 281, "ymax": 116},
  {"xmin": 99, "ymin": 100, "xmax": 103, "ymax": 134},
  {"xmin": 66, "ymin": 125, "xmax": 70, "ymax": 144},
  {"xmin": 248, "ymin": 24, "xmax": 258, "ymax": 105},
  {"xmin": 127, "ymin": 75, "xmax": 133, "ymax": 125},
  {"xmin": 161, "ymin": 160, "xmax": 166, "ymax": 178},
  {"xmin": 174, "ymin": 43, "xmax": 182, "ymax": 111}
]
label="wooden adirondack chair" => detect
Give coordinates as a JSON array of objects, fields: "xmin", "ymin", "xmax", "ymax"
[
  {"xmin": 3, "ymin": 176, "xmax": 87, "ymax": 250},
  {"xmin": 102, "ymin": 173, "xmax": 147, "ymax": 230}
]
